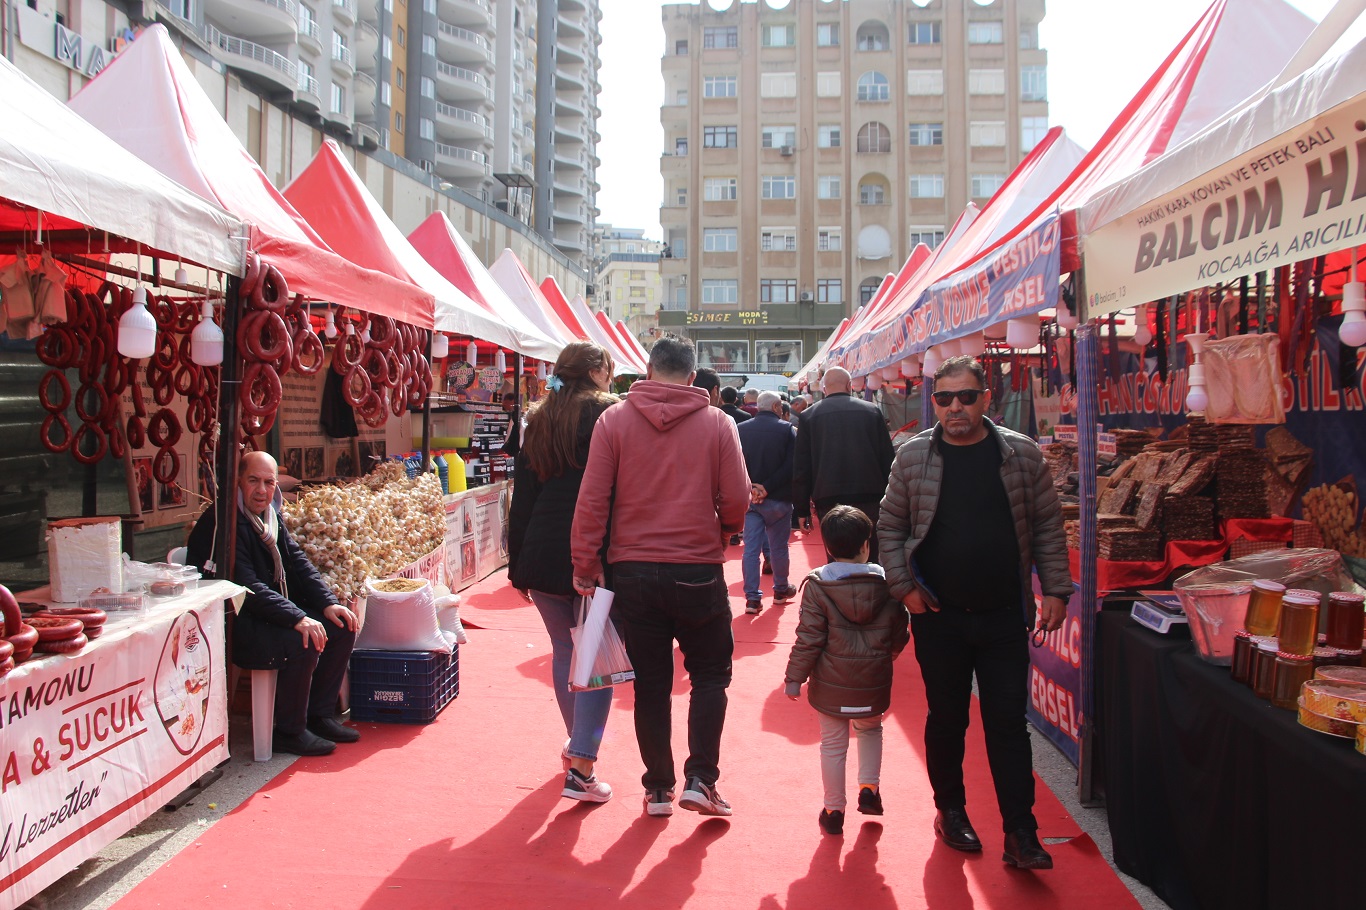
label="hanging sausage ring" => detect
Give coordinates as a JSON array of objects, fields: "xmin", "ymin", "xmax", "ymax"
[
  {"xmin": 40, "ymin": 413, "xmax": 72, "ymax": 453},
  {"xmin": 39, "ymin": 370, "xmax": 71, "ymax": 413},
  {"xmin": 240, "ymin": 363, "xmax": 283, "ymax": 418}
]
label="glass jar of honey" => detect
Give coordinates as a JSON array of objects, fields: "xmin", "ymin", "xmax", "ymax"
[
  {"xmin": 1244, "ymin": 579, "xmax": 1286, "ymax": 637},
  {"xmin": 1325, "ymin": 592, "xmax": 1365, "ymax": 651},
  {"xmin": 1313, "ymin": 646, "xmax": 1337, "ymax": 669},
  {"xmin": 1271, "ymin": 652, "xmax": 1314, "ymax": 709},
  {"xmin": 1277, "ymin": 594, "xmax": 1320, "ymax": 657},
  {"xmin": 1252, "ymin": 639, "xmax": 1280, "ymax": 699},
  {"xmin": 1231, "ymin": 631, "xmax": 1256, "ymax": 684}
]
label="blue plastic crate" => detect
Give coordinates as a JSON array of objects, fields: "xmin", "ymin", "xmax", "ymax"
[{"xmin": 349, "ymin": 647, "xmax": 459, "ymax": 724}]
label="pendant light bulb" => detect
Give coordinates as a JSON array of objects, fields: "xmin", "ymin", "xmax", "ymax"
[
  {"xmin": 117, "ymin": 288, "xmax": 157, "ymax": 359},
  {"xmin": 536, "ymin": 361, "xmax": 547, "ymax": 381},
  {"xmin": 431, "ymin": 332, "xmax": 449, "ymax": 359},
  {"xmin": 324, "ymin": 309, "xmax": 338, "ymax": 340},
  {"xmin": 189, "ymin": 299, "xmax": 224, "ymax": 366},
  {"xmin": 174, "ymin": 266, "xmax": 189, "ymax": 288},
  {"xmin": 495, "ymin": 348, "xmax": 507, "ymax": 374},
  {"xmin": 466, "ymin": 339, "xmax": 478, "ymax": 365},
  {"xmin": 1339, "ymin": 281, "xmax": 1366, "ymax": 347},
  {"xmin": 1132, "ymin": 304, "xmax": 1153, "ymax": 347}
]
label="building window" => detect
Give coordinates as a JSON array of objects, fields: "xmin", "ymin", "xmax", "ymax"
[
  {"xmin": 857, "ymin": 23, "xmax": 889, "ymax": 52},
  {"xmin": 761, "ymin": 125, "xmax": 796, "ymax": 149},
  {"xmin": 703, "ymin": 125, "xmax": 737, "ymax": 148},
  {"xmin": 299, "ymin": 5, "xmax": 315, "ymax": 31},
  {"xmin": 909, "ymin": 174, "xmax": 945, "ymax": 198},
  {"xmin": 817, "ymin": 125, "xmax": 841, "ymax": 148},
  {"xmin": 972, "ymin": 174, "xmax": 1006, "ymax": 198},
  {"xmin": 857, "ymin": 122, "xmax": 891, "ymax": 153},
  {"xmin": 970, "ymin": 120, "xmax": 1006, "ymax": 147},
  {"xmin": 380, "ymin": 128, "xmax": 390, "ymax": 149},
  {"xmin": 1020, "ymin": 27, "xmax": 1039, "ymax": 50},
  {"xmin": 760, "ymin": 278, "xmax": 798, "ymax": 302},
  {"xmin": 816, "ymin": 71, "xmax": 841, "ymax": 97},
  {"xmin": 908, "ymin": 228, "xmax": 945, "ymax": 249},
  {"xmin": 676, "ymin": 187, "xmax": 688, "ymax": 206},
  {"xmin": 394, "ymin": 110, "xmax": 403, "ymax": 132},
  {"xmin": 762, "ymin": 175, "xmax": 797, "ymax": 199},
  {"xmin": 860, "ymin": 278, "xmax": 881, "ymax": 304},
  {"xmin": 1022, "ymin": 116, "xmax": 1049, "ymax": 151},
  {"xmin": 859, "ymin": 180, "xmax": 886, "ymax": 205},
  {"xmin": 817, "ymin": 22, "xmax": 839, "ymax": 47},
  {"xmin": 675, "ymin": 89, "xmax": 688, "ymax": 105},
  {"xmin": 968, "ymin": 21, "xmax": 1004, "ymax": 45},
  {"xmin": 701, "ymin": 279, "xmax": 738, "ymax": 305},
  {"xmin": 397, "ymin": 26, "xmax": 405, "ymax": 47},
  {"xmin": 381, "ymin": 81, "xmax": 391, "ymax": 105},
  {"xmin": 761, "ymin": 72, "xmax": 797, "ymax": 98},
  {"xmin": 422, "ymin": 34, "xmax": 435, "ymax": 56},
  {"xmin": 1021, "ymin": 65, "xmax": 1048, "ymax": 102},
  {"xmin": 909, "ymin": 22, "xmax": 941, "ymax": 45},
  {"xmin": 760, "ymin": 229, "xmax": 797, "ymax": 253},
  {"xmin": 382, "ymin": 35, "xmax": 392, "ymax": 60},
  {"xmin": 299, "ymin": 59, "xmax": 314, "ymax": 87},
  {"xmin": 703, "ymin": 26, "xmax": 738, "ymax": 49},
  {"xmin": 674, "ymin": 137, "xmax": 688, "ymax": 156},
  {"xmin": 704, "ymin": 177, "xmax": 738, "ymax": 201},
  {"xmin": 909, "ymin": 122, "xmax": 944, "ymax": 146},
  {"xmin": 762, "ymin": 24, "xmax": 795, "ymax": 48},
  {"xmin": 333, "ymin": 30, "xmax": 348, "ymax": 58},
  {"xmin": 969, "ymin": 69, "xmax": 1005, "ymax": 95},
  {"xmin": 817, "ymin": 228, "xmax": 842, "ymax": 252},
  {"xmin": 703, "ymin": 228, "xmax": 738, "ymax": 252},
  {"xmin": 396, "ymin": 68, "xmax": 405, "ymax": 90},
  {"xmin": 906, "ymin": 69, "xmax": 944, "ymax": 95},
  {"xmin": 676, "ymin": 40, "xmax": 688, "ymax": 55},
  {"xmin": 421, "ymin": 76, "xmax": 434, "ymax": 98},
  {"xmin": 331, "ymin": 81, "xmax": 345, "ymax": 113},
  {"xmin": 703, "ymin": 75, "xmax": 737, "ymax": 98},
  {"xmin": 856, "ymin": 72, "xmax": 890, "ymax": 102},
  {"xmin": 419, "ymin": 118, "xmax": 434, "ymax": 140},
  {"xmin": 817, "ymin": 278, "xmax": 842, "ymax": 303},
  {"xmin": 817, "ymin": 175, "xmax": 841, "ymax": 199}
]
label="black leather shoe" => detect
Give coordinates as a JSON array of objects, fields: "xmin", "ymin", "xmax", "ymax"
[
  {"xmin": 273, "ymin": 729, "xmax": 336, "ymax": 757},
  {"xmin": 934, "ymin": 809, "xmax": 983, "ymax": 852},
  {"xmin": 818, "ymin": 808, "xmax": 844, "ymax": 836},
  {"xmin": 308, "ymin": 715, "xmax": 361, "ymax": 743},
  {"xmin": 1003, "ymin": 829, "xmax": 1054, "ymax": 869}
]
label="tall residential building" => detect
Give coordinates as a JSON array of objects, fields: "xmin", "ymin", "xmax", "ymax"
[
  {"xmin": 591, "ymin": 224, "xmax": 663, "ymax": 347},
  {"xmin": 182, "ymin": 0, "xmax": 601, "ymax": 264},
  {"xmin": 657, "ymin": 0, "xmax": 1048, "ymax": 375}
]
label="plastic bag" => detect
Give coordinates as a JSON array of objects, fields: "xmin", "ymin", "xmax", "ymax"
[
  {"xmin": 1202, "ymin": 334, "xmax": 1285, "ymax": 424},
  {"xmin": 569, "ymin": 590, "xmax": 634, "ymax": 691},
  {"xmin": 355, "ymin": 577, "xmax": 451, "ymax": 654}
]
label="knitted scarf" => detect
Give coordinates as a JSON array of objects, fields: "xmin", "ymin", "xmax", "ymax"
[{"xmin": 238, "ymin": 489, "xmax": 287, "ymax": 600}]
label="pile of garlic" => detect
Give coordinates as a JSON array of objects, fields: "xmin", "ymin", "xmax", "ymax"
[{"xmin": 283, "ymin": 464, "xmax": 446, "ymax": 603}]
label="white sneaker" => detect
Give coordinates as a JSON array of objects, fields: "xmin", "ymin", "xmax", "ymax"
[
  {"xmin": 562, "ymin": 768, "xmax": 612, "ymax": 803},
  {"xmin": 644, "ymin": 787, "xmax": 674, "ymax": 817},
  {"xmin": 679, "ymin": 777, "xmax": 732, "ymax": 817}
]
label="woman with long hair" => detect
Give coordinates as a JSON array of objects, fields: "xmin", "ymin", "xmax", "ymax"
[{"xmin": 507, "ymin": 341, "xmax": 619, "ymax": 802}]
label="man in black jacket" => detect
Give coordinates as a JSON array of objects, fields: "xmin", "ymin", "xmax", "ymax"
[
  {"xmin": 792, "ymin": 367, "xmax": 896, "ymax": 562},
  {"xmin": 719, "ymin": 386, "xmax": 752, "ymax": 424},
  {"xmin": 737, "ymin": 391, "xmax": 796, "ymax": 615},
  {"xmin": 187, "ymin": 451, "xmax": 358, "ymax": 756}
]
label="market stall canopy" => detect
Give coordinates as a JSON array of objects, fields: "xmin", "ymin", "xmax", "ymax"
[
  {"xmin": 68, "ymin": 25, "xmax": 433, "ymax": 327},
  {"xmin": 0, "ymin": 51, "xmax": 245, "ymax": 275},
  {"xmin": 406, "ymin": 211, "xmax": 563, "ymax": 361},
  {"xmin": 283, "ymin": 140, "xmax": 553, "ymax": 354},
  {"xmin": 596, "ymin": 312, "xmax": 647, "ymax": 372},
  {"xmin": 487, "ymin": 249, "xmax": 621, "ymax": 368},
  {"xmin": 1080, "ymin": 4, "xmax": 1366, "ymax": 315},
  {"xmin": 582, "ymin": 297, "xmax": 647, "ymax": 373},
  {"xmin": 615, "ymin": 319, "xmax": 651, "ymax": 368},
  {"xmin": 538, "ymin": 276, "xmax": 598, "ymax": 340}
]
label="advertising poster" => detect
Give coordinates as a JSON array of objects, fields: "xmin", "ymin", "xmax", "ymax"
[
  {"xmin": 1026, "ymin": 576, "xmax": 1099, "ymax": 767},
  {"xmin": 443, "ymin": 481, "xmax": 509, "ymax": 593},
  {"xmin": 0, "ymin": 584, "xmax": 237, "ymax": 910}
]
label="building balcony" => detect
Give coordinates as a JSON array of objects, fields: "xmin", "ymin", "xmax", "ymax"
[
  {"xmin": 331, "ymin": 42, "xmax": 354, "ymax": 74},
  {"xmin": 435, "ymin": 62, "xmax": 491, "ymax": 103},
  {"xmin": 332, "ymin": 0, "xmax": 356, "ymax": 24},
  {"xmin": 435, "ymin": 142, "xmax": 491, "ymax": 180},
  {"xmin": 203, "ymin": 25, "xmax": 297, "ymax": 92},
  {"xmin": 554, "ymin": 234, "xmax": 587, "ymax": 254},
  {"xmin": 555, "ymin": 68, "xmax": 585, "ymax": 92},
  {"xmin": 557, "ymin": 40, "xmax": 585, "ymax": 65},
  {"xmin": 294, "ymin": 72, "xmax": 321, "ymax": 111},
  {"xmin": 555, "ymin": 96, "xmax": 586, "ymax": 119},
  {"xmin": 552, "ymin": 204, "xmax": 586, "ymax": 225},
  {"xmin": 552, "ymin": 174, "xmax": 586, "ymax": 196},
  {"xmin": 437, "ymin": 21, "xmax": 492, "ymax": 66},
  {"xmin": 435, "ymin": 102, "xmax": 491, "ymax": 141},
  {"xmin": 557, "ymin": 13, "xmax": 587, "ymax": 39},
  {"xmin": 558, "ymin": 0, "xmax": 585, "ymax": 11},
  {"xmin": 202, "ymin": 0, "xmax": 298, "ymax": 41},
  {"xmin": 437, "ymin": 0, "xmax": 492, "ymax": 29},
  {"xmin": 297, "ymin": 18, "xmax": 322, "ymax": 54},
  {"xmin": 554, "ymin": 119, "xmax": 586, "ymax": 145},
  {"xmin": 355, "ymin": 20, "xmax": 379, "ymax": 62},
  {"xmin": 353, "ymin": 70, "xmax": 376, "ymax": 109},
  {"xmin": 356, "ymin": 0, "xmax": 377, "ymax": 20},
  {"xmin": 554, "ymin": 147, "xmax": 586, "ymax": 170}
]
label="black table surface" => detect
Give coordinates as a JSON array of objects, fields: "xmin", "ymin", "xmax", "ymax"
[{"xmin": 1098, "ymin": 611, "xmax": 1366, "ymax": 910}]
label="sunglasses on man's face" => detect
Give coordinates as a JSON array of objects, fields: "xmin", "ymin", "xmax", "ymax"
[{"xmin": 931, "ymin": 388, "xmax": 986, "ymax": 407}]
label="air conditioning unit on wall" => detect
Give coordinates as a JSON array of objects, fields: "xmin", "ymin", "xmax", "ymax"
[{"xmin": 779, "ymin": 145, "xmax": 794, "ymax": 157}]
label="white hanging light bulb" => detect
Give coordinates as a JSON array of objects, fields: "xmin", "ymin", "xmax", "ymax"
[
  {"xmin": 865, "ymin": 373, "xmax": 883, "ymax": 391},
  {"xmin": 1340, "ymin": 249, "xmax": 1366, "ymax": 347},
  {"xmin": 922, "ymin": 345, "xmax": 944, "ymax": 377},
  {"xmin": 1132, "ymin": 304, "xmax": 1153, "ymax": 347},
  {"xmin": 466, "ymin": 339, "xmax": 478, "ymax": 365},
  {"xmin": 431, "ymin": 332, "xmax": 449, "ymax": 359},
  {"xmin": 324, "ymin": 308, "xmax": 338, "ymax": 340},
  {"xmin": 959, "ymin": 331, "xmax": 986, "ymax": 358},
  {"xmin": 1184, "ymin": 333, "xmax": 1209, "ymax": 413},
  {"xmin": 495, "ymin": 348, "xmax": 507, "ymax": 374},
  {"xmin": 536, "ymin": 361, "xmax": 547, "ymax": 381},
  {"xmin": 879, "ymin": 364, "xmax": 900, "ymax": 381},
  {"xmin": 118, "ymin": 286, "xmax": 157, "ymax": 359},
  {"xmin": 1006, "ymin": 314, "xmax": 1041, "ymax": 349},
  {"xmin": 174, "ymin": 260, "xmax": 189, "ymax": 288},
  {"xmin": 899, "ymin": 355, "xmax": 920, "ymax": 379},
  {"xmin": 189, "ymin": 299, "xmax": 223, "ymax": 366},
  {"xmin": 850, "ymin": 374, "xmax": 866, "ymax": 392}
]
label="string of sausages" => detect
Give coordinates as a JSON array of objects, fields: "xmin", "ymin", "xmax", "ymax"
[
  {"xmin": 329, "ymin": 308, "xmax": 432, "ymax": 429},
  {"xmin": 236, "ymin": 250, "xmax": 321, "ymax": 447}
]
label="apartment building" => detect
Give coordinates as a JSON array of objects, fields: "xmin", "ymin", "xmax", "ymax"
[
  {"xmin": 657, "ymin": 0, "xmax": 1048, "ymax": 374},
  {"xmin": 590, "ymin": 225, "xmax": 663, "ymax": 347}
]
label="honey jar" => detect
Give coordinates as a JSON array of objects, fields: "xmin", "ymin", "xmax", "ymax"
[
  {"xmin": 1271, "ymin": 652, "xmax": 1315, "ymax": 709},
  {"xmin": 1277, "ymin": 594, "xmax": 1320, "ymax": 657},
  {"xmin": 1243, "ymin": 579, "xmax": 1286, "ymax": 637},
  {"xmin": 1231, "ymin": 631, "xmax": 1256, "ymax": 685},
  {"xmin": 1324, "ymin": 592, "xmax": 1365, "ymax": 651},
  {"xmin": 1252, "ymin": 639, "xmax": 1280, "ymax": 699}
]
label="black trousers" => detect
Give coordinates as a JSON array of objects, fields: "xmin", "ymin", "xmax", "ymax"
[
  {"xmin": 815, "ymin": 499, "xmax": 883, "ymax": 563},
  {"xmin": 236, "ymin": 614, "xmax": 355, "ymax": 735},
  {"xmin": 909, "ymin": 606, "xmax": 1036, "ymax": 834}
]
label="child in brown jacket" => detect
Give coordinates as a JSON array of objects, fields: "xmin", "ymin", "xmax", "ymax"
[{"xmin": 784, "ymin": 506, "xmax": 911, "ymax": 836}]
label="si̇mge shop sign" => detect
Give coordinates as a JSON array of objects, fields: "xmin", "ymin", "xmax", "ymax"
[{"xmin": 0, "ymin": 587, "xmax": 235, "ymax": 910}]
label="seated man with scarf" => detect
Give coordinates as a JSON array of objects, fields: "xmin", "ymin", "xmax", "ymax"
[{"xmin": 187, "ymin": 451, "xmax": 359, "ymax": 756}]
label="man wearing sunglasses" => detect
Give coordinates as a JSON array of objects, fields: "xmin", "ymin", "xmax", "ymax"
[{"xmin": 878, "ymin": 355, "xmax": 1071, "ymax": 871}]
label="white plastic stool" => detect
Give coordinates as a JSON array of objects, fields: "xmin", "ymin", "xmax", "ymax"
[{"xmin": 251, "ymin": 669, "xmax": 278, "ymax": 761}]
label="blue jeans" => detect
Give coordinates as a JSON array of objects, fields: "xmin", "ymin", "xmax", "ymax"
[
  {"xmin": 611, "ymin": 562, "xmax": 733, "ymax": 790},
  {"xmin": 743, "ymin": 499, "xmax": 792, "ymax": 600},
  {"xmin": 530, "ymin": 590, "xmax": 614, "ymax": 762}
]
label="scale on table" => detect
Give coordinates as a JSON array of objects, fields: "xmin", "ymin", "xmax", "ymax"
[{"xmin": 1131, "ymin": 590, "xmax": 1189, "ymax": 634}]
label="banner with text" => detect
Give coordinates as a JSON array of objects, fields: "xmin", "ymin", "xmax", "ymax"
[
  {"xmin": 0, "ymin": 586, "xmax": 233, "ymax": 910},
  {"xmin": 833, "ymin": 215, "xmax": 1062, "ymax": 376},
  {"xmin": 1082, "ymin": 94, "xmax": 1366, "ymax": 319},
  {"xmin": 444, "ymin": 481, "xmax": 509, "ymax": 593},
  {"xmin": 1027, "ymin": 576, "xmax": 1097, "ymax": 767}
]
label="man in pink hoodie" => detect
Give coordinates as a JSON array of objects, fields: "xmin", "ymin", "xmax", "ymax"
[{"xmin": 572, "ymin": 334, "xmax": 751, "ymax": 819}]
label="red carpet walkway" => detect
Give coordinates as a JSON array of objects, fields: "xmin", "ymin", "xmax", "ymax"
[{"xmin": 115, "ymin": 529, "xmax": 1138, "ymax": 909}]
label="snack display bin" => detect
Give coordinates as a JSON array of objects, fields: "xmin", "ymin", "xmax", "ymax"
[{"xmin": 349, "ymin": 648, "xmax": 460, "ymax": 723}]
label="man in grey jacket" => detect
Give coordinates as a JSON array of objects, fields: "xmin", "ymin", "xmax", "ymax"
[{"xmin": 878, "ymin": 356, "xmax": 1070, "ymax": 870}]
